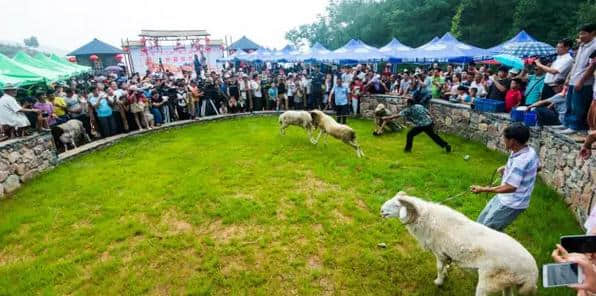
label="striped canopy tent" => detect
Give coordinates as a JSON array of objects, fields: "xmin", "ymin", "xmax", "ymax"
[
  {"xmin": 488, "ymin": 30, "xmax": 538, "ymax": 54},
  {"xmin": 499, "ymin": 41, "xmax": 555, "ymax": 58}
]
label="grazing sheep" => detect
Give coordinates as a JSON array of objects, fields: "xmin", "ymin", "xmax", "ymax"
[
  {"xmin": 57, "ymin": 119, "xmax": 91, "ymax": 151},
  {"xmin": 278, "ymin": 111, "xmax": 314, "ymax": 138},
  {"xmin": 309, "ymin": 110, "xmax": 364, "ymax": 158},
  {"xmin": 380, "ymin": 192, "xmax": 537, "ymax": 296}
]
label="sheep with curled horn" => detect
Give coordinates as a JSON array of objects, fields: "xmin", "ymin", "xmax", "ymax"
[{"xmin": 380, "ymin": 191, "xmax": 538, "ymax": 296}]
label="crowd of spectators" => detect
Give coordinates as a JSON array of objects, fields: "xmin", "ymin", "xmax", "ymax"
[{"xmin": 0, "ymin": 24, "xmax": 593, "ymax": 151}]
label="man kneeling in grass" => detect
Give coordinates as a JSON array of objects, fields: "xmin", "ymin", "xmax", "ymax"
[
  {"xmin": 373, "ymin": 103, "xmax": 403, "ymax": 136},
  {"xmin": 471, "ymin": 123, "xmax": 540, "ymax": 231}
]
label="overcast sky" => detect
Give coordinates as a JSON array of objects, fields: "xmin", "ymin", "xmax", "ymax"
[{"xmin": 0, "ymin": 0, "xmax": 329, "ymax": 54}]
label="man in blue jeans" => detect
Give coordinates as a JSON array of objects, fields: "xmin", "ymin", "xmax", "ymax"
[
  {"xmin": 562, "ymin": 23, "xmax": 596, "ymax": 133},
  {"xmin": 470, "ymin": 123, "xmax": 540, "ymax": 231}
]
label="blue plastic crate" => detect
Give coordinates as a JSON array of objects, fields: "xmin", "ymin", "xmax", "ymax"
[{"xmin": 475, "ymin": 98, "xmax": 505, "ymax": 113}]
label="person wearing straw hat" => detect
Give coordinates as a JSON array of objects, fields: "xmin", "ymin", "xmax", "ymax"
[
  {"xmin": 373, "ymin": 103, "xmax": 402, "ymax": 136},
  {"xmin": 0, "ymin": 84, "xmax": 40, "ymax": 137}
]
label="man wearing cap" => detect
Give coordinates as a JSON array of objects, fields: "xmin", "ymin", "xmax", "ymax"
[
  {"xmin": 486, "ymin": 66, "xmax": 511, "ymax": 101},
  {"xmin": 528, "ymin": 79, "xmax": 567, "ymax": 126},
  {"xmin": 521, "ymin": 66, "xmax": 545, "ymax": 106},
  {"xmin": 0, "ymin": 84, "xmax": 39, "ymax": 137}
]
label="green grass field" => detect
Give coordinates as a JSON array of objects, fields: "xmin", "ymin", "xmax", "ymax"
[{"xmin": 0, "ymin": 116, "xmax": 581, "ymax": 295}]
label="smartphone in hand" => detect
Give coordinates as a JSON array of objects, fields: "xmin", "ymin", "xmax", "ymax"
[
  {"xmin": 561, "ymin": 235, "xmax": 596, "ymax": 253},
  {"xmin": 543, "ymin": 263, "xmax": 583, "ymax": 288}
]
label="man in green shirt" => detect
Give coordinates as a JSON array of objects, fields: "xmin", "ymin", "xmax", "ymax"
[
  {"xmin": 431, "ymin": 69, "xmax": 445, "ymax": 99},
  {"xmin": 383, "ymin": 98, "xmax": 451, "ymax": 153},
  {"xmin": 522, "ymin": 66, "xmax": 545, "ymax": 106}
]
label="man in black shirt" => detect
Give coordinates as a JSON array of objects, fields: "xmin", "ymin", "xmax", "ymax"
[
  {"xmin": 309, "ymin": 67, "xmax": 324, "ymax": 110},
  {"xmin": 486, "ymin": 66, "xmax": 511, "ymax": 101}
]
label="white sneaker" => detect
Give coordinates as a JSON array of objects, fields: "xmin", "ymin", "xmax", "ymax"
[{"xmin": 559, "ymin": 128, "xmax": 576, "ymax": 134}]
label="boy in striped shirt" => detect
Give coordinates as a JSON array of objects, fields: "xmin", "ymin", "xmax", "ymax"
[{"xmin": 470, "ymin": 123, "xmax": 540, "ymax": 231}]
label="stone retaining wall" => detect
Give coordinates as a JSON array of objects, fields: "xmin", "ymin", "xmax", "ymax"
[
  {"xmin": 361, "ymin": 95, "xmax": 596, "ymax": 225},
  {"xmin": 0, "ymin": 133, "xmax": 58, "ymax": 198}
]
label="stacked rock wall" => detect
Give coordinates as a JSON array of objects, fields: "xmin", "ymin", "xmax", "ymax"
[
  {"xmin": 0, "ymin": 133, "xmax": 58, "ymax": 198},
  {"xmin": 361, "ymin": 95, "xmax": 596, "ymax": 225}
]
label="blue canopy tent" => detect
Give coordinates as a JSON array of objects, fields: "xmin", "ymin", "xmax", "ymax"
[
  {"xmin": 296, "ymin": 42, "xmax": 333, "ymax": 62},
  {"xmin": 416, "ymin": 37, "xmax": 439, "ymax": 49},
  {"xmin": 328, "ymin": 39, "xmax": 388, "ymax": 64},
  {"xmin": 403, "ymin": 33, "xmax": 491, "ymax": 63},
  {"xmin": 271, "ymin": 45, "xmax": 300, "ymax": 62},
  {"xmin": 228, "ymin": 36, "xmax": 261, "ymax": 53},
  {"xmin": 379, "ymin": 38, "xmax": 413, "ymax": 63},
  {"xmin": 488, "ymin": 30, "xmax": 537, "ymax": 54},
  {"xmin": 218, "ymin": 50, "xmax": 251, "ymax": 62},
  {"xmin": 246, "ymin": 48, "xmax": 274, "ymax": 62},
  {"xmin": 499, "ymin": 41, "xmax": 555, "ymax": 58}
]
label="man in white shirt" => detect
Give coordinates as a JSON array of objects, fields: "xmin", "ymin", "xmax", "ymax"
[
  {"xmin": 399, "ymin": 72, "xmax": 411, "ymax": 96},
  {"xmin": 562, "ymin": 23, "xmax": 596, "ymax": 133},
  {"xmin": 535, "ymin": 39, "xmax": 574, "ymax": 99},
  {"xmin": 470, "ymin": 73, "xmax": 488, "ymax": 98},
  {"xmin": 251, "ymin": 75, "xmax": 262, "ymax": 111},
  {"xmin": 0, "ymin": 84, "xmax": 39, "ymax": 137},
  {"xmin": 301, "ymin": 75, "xmax": 312, "ymax": 109},
  {"xmin": 238, "ymin": 74, "xmax": 251, "ymax": 111}
]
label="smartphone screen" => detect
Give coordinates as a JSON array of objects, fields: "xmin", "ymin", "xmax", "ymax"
[
  {"xmin": 561, "ymin": 235, "xmax": 596, "ymax": 253},
  {"xmin": 543, "ymin": 263, "xmax": 582, "ymax": 288}
]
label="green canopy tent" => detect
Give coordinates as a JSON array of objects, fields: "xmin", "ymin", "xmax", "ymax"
[
  {"xmin": 13, "ymin": 51, "xmax": 70, "ymax": 80},
  {"xmin": 0, "ymin": 74, "xmax": 33, "ymax": 89},
  {"xmin": 0, "ymin": 53, "xmax": 46, "ymax": 86},
  {"xmin": 49, "ymin": 54, "xmax": 91, "ymax": 72},
  {"xmin": 33, "ymin": 53, "xmax": 80, "ymax": 76},
  {"xmin": 36, "ymin": 53, "xmax": 89, "ymax": 75}
]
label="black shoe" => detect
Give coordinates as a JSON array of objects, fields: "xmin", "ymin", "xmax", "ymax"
[
  {"xmin": 445, "ymin": 145, "xmax": 452, "ymax": 153},
  {"xmin": 404, "ymin": 149, "xmax": 412, "ymax": 153}
]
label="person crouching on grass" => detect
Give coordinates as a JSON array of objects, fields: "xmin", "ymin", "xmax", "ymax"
[
  {"xmin": 382, "ymin": 98, "xmax": 451, "ymax": 153},
  {"xmin": 373, "ymin": 103, "xmax": 402, "ymax": 136},
  {"xmin": 470, "ymin": 123, "xmax": 540, "ymax": 231}
]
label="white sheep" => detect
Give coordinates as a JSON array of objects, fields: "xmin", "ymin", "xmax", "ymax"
[
  {"xmin": 309, "ymin": 110, "xmax": 364, "ymax": 158},
  {"xmin": 278, "ymin": 111, "xmax": 314, "ymax": 138},
  {"xmin": 380, "ymin": 192, "xmax": 538, "ymax": 296},
  {"xmin": 57, "ymin": 119, "xmax": 91, "ymax": 151}
]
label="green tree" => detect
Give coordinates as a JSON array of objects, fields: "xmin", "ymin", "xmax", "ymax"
[
  {"xmin": 287, "ymin": 0, "xmax": 589, "ymax": 50},
  {"xmin": 23, "ymin": 36, "xmax": 39, "ymax": 48}
]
